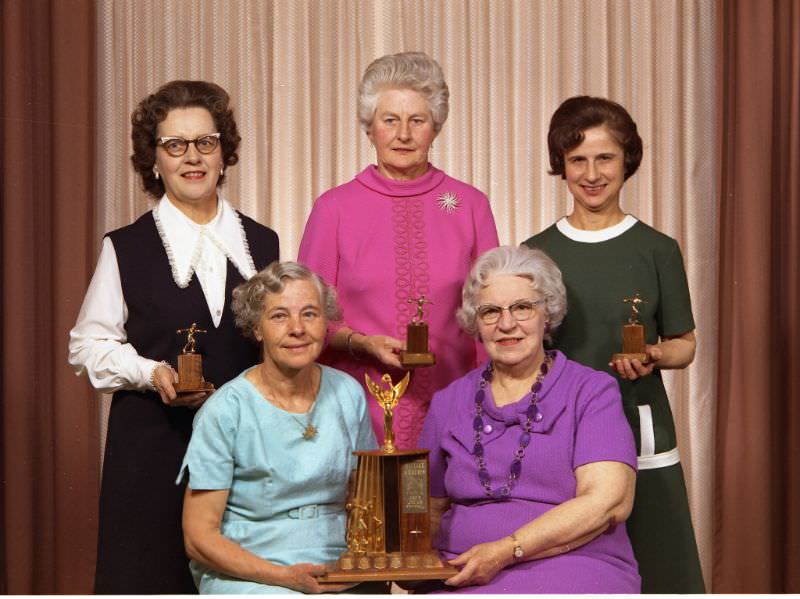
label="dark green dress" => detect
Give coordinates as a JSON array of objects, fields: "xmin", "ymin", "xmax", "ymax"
[{"xmin": 524, "ymin": 215, "xmax": 705, "ymax": 593}]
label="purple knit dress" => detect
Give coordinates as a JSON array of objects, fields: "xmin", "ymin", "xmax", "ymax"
[{"xmin": 419, "ymin": 351, "xmax": 641, "ymax": 594}]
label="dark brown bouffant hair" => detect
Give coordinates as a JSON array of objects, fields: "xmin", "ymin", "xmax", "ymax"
[
  {"xmin": 130, "ymin": 80, "xmax": 241, "ymax": 198},
  {"xmin": 547, "ymin": 96, "xmax": 643, "ymax": 181}
]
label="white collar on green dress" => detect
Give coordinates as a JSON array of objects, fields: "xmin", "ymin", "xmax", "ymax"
[{"xmin": 555, "ymin": 214, "xmax": 638, "ymax": 243}]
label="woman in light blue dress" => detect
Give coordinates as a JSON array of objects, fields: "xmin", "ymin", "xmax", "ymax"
[{"xmin": 178, "ymin": 261, "xmax": 377, "ymax": 594}]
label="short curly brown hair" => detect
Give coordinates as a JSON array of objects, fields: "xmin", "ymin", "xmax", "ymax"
[
  {"xmin": 547, "ymin": 96, "xmax": 643, "ymax": 181},
  {"xmin": 130, "ymin": 80, "xmax": 241, "ymax": 198}
]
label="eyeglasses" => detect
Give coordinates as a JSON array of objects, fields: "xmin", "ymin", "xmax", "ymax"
[
  {"xmin": 476, "ymin": 298, "xmax": 547, "ymax": 325},
  {"xmin": 156, "ymin": 133, "xmax": 221, "ymax": 157}
]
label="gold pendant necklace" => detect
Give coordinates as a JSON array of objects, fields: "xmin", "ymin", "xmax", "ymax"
[
  {"xmin": 299, "ymin": 422, "xmax": 319, "ymax": 440},
  {"xmin": 291, "ymin": 399, "xmax": 319, "ymax": 441},
  {"xmin": 257, "ymin": 366, "xmax": 320, "ymax": 440}
]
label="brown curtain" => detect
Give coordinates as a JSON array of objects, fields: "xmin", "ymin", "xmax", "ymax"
[
  {"xmin": 715, "ymin": 0, "xmax": 800, "ymax": 592},
  {"xmin": 0, "ymin": 0, "xmax": 98, "ymax": 593}
]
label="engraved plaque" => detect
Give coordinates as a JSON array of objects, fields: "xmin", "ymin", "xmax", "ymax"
[{"xmin": 401, "ymin": 459, "xmax": 428, "ymax": 514}]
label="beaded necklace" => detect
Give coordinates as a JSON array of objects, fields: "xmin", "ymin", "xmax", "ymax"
[{"xmin": 473, "ymin": 350, "xmax": 555, "ymax": 498}]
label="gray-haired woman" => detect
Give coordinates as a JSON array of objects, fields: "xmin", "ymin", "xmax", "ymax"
[
  {"xmin": 298, "ymin": 51, "xmax": 499, "ymax": 451},
  {"xmin": 418, "ymin": 245, "xmax": 640, "ymax": 593},
  {"xmin": 178, "ymin": 261, "xmax": 378, "ymax": 594}
]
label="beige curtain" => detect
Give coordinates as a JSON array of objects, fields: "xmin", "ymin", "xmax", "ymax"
[{"xmin": 96, "ymin": 0, "xmax": 717, "ymax": 586}]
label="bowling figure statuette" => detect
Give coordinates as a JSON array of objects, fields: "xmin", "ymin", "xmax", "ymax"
[
  {"xmin": 173, "ymin": 323, "xmax": 215, "ymax": 393},
  {"xmin": 399, "ymin": 296, "xmax": 436, "ymax": 368},
  {"xmin": 611, "ymin": 293, "xmax": 649, "ymax": 364}
]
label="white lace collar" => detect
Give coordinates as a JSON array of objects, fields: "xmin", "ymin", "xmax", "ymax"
[
  {"xmin": 555, "ymin": 214, "xmax": 638, "ymax": 243},
  {"xmin": 152, "ymin": 195, "xmax": 257, "ymax": 288}
]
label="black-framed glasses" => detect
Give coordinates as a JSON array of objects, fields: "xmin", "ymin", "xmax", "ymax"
[
  {"xmin": 476, "ymin": 298, "xmax": 547, "ymax": 325},
  {"xmin": 156, "ymin": 132, "xmax": 221, "ymax": 157}
]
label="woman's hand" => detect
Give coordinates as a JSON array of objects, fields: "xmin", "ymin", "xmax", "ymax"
[
  {"xmin": 610, "ymin": 344, "xmax": 662, "ymax": 380},
  {"xmin": 445, "ymin": 538, "xmax": 511, "ymax": 588},
  {"xmin": 609, "ymin": 330, "xmax": 696, "ymax": 381},
  {"xmin": 353, "ymin": 333, "xmax": 404, "ymax": 369},
  {"xmin": 278, "ymin": 563, "xmax": 353, "ymax": 594},
  {"xmin": 152, "ymin": 364, "xmax": 210, "ymax": 408}
]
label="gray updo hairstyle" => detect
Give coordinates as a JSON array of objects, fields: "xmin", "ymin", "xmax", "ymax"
[
  {"xmin": 231, "ymin": 261, "xmax": 341, "ymax": 340},
  {"xmin": 357, "ymin": 51, "xmax": 450, "ymax": 133}
]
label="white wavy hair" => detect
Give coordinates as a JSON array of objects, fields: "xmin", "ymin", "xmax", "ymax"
[{"xmin": 457, "ymin": 246, "xmax": 567, "ymax": 342}]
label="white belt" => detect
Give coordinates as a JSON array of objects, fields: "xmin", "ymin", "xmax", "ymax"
[
  {"xmin": 637, "ymin": 405, "xmax": 681, "ymax": 470},
  {"xmin": 282, "ymin": 504, "xmax": 342, "ymax": 520}
]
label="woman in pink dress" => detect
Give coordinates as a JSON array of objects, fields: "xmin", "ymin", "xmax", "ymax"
[{"xmin": 298, "ymin": 52, "xmax": 499, "ymax": 448}]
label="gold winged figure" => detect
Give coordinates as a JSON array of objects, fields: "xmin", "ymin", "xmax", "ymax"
[{"xmin": 364, "ymin": 371, "xmax": 411, "ymax": 453}]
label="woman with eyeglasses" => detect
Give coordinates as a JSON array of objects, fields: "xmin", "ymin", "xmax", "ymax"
[
  {"xmin": 417, "ymin": 246, "xmax": 640, "ymax": 593},
  {"xmin": 68, "ymin": 80, "xmax": 279, "ymax": 593}
]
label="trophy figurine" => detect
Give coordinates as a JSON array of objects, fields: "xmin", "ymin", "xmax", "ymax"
[
  {"xmin": 399, "ymin": 296, "xmax": 436, "ymax": 368},
  {"xmin": 317, "ymin": 372, "xmax": 457, "ymax": 583},
  {"xmin": 611, "ymin": 293, "xmax": 649, "ymax": 364},
  {"xmin": 173, "ymin": 323, "xmax": 215, "ymax": 393},
  {"xmin": 366, "ymin": 372, "xmax": 410, "ymax": 454}
]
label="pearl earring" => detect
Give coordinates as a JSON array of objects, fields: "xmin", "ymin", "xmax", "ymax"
[{"xmin": 153, "ymin": 167, "xmax": 160, "ymax": 180}]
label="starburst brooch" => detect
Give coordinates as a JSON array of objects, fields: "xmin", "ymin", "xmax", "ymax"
[{"xmin": 437, "ymin": 191, "xmax": 460, "ymax": 213}]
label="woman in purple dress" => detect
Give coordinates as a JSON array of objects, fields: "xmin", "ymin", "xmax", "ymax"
[{"xmin": 419, "ymin": 246, "xmax": 640, "ymax": 594}]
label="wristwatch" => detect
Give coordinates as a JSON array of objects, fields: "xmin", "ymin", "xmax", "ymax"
[{"xmin": 509, "ymin": 533, "xmax": 524, "ymax": 561}]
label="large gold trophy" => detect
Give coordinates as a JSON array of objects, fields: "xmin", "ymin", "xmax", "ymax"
[
  {"xmin": 318, "ymin": 372, "xmax": 457, "ymax": 582},
  {"xmin": 611, "ymin": 293, "xmax": 649, "ymax": 364}
]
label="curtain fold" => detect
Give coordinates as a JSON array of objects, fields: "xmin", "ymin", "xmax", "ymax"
[
  {"xmin": 715, "ymin": 0, "xmax": 800, "ymax": 592},
  {"xmin": 0, "ymin": 0, "xmax": 98, "ymax": 593}
]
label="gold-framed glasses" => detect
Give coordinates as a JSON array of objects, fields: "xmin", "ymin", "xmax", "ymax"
[
  {"xmin": 477, "ymin": 298, "xmax": 547, "ymax": 325},
  {"xmin": 156, "ymin": 132, "xmax": 221, "ymax": 157}
]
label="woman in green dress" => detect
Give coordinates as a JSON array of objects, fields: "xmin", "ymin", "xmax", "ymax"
[{"xmin": 523, "ymin": 96, "xmax": 704, "ymax": 593}]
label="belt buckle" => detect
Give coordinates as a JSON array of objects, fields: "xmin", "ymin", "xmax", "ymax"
[{"xmin": 292, "ymin": 505, "xmax": 318, "ymax": 519}]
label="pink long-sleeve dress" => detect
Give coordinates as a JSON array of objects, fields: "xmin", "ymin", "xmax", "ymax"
[{"xmin": 298, "ymin": 164, "xmax": 499, "ymax": 448}]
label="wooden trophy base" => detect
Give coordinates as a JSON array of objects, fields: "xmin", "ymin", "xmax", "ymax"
[
  {"xmin": 611, "ymin": 324, "xmax": 649, "ymax": 364},
  {"xmin": 401, "ymin": 322, "xmax": 436, "ymax": 368},
  {"xmin": 319, "ymin": 448, "xmax": 456, "ymax": 583},
  {"xmin": 399, "ymin": 351, "xmax": 436, "ymax": 368},
  {"xmin": 319, "ymin": 551, "xmax": 457, "ymax": 583},
  {"xmin": 173, "ymin": 353, "xmax": 215, "ymax": 394},
  {"xmin": 611, "ymin": 352, "xmax": 649, "ymax": 364}
]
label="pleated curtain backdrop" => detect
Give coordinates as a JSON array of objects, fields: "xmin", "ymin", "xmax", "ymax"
[{"xmin": 95, "ymin": 0, "xmax": 717, "ymax": 585}]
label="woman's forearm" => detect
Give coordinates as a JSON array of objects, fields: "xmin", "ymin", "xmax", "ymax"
[
  {"xmin": 652, "ymin": 331, "xmax": 696, "ymax": 369},
  {"xmin": 183, "ymin": 489, "xmax": 289, "ymax": 588},
  {"xmin": 185, "ymin": 526, "xmax": 287, "ymax": 587},
  {"xmin": 509, "ymin": 462, "xmax": 635, "ymax": 563},
  {"xmin": 511, "ymin": 496, "xmax": 617, "ymax": 561},
  {"xmin": 328, "ymin": 327, "xmax": 358, "ymax": 352}
]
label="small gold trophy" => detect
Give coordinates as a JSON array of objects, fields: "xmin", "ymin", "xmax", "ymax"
[
  {"xmin": 174, "ymin": 323, "xmax": 215, "ymax": 393},
  {"xmin": 399, "ymin": 296, "xmax": 436, "ymax": 368},
  {"xmin": 611, "ymin": 293, "xmax": 649, "ymax": 364},
  {"xmin": 318, "ymin": 372, "xmax": 457, "ymax": 583}
]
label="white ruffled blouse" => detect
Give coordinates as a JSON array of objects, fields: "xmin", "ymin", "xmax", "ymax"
[{"xmin": 68, "ymin": 196, "xmax": 257, "ymax": 393}]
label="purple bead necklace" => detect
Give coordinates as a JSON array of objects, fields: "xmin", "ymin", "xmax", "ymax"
[{"xmin": 473, "ymin": 350, "xmax": 555, "ymax": 498}]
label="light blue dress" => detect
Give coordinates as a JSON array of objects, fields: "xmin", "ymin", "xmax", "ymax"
[{"xmin": 177, "ymin": 364, "xmax": 377, "ymax": 594}]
